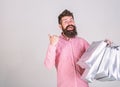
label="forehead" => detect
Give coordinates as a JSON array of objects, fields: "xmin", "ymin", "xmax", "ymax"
[{"xmin": 61, "ymin": 16, "xmax": 73, "ymax": 21}]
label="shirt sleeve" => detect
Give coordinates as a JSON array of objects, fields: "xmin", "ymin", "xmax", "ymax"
[
  {"xmin": 44, "ymin": 44, "xmax": 57, "ymax": 69},
  {"xmin": 84, "ymin": 40, "xmax": 90, "ymax": 51},
  {"xmin": 81, "ymin": 38, "xmax": 90, "ymax": 53}
]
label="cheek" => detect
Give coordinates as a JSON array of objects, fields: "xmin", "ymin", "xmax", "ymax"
[{"xmin": 62, "ymin": 24, "xmax": 68, "ymax": 29}]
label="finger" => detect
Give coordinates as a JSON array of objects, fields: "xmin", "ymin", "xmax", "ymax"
[
  {"xmin": 48, "ymin": 34, "xmax": 52, "ymax": 38},
  {"xmin": 53, "ymin": 35, "xmax": 59, "ymax": 38},
  {"xmin": 104, "ymin": 39, "xmax": 112, "ymax": 45}
]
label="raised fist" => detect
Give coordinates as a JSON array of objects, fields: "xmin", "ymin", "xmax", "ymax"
[{"xmin": 48, "ymin": 34, "xmax": 59, "ymax": 46}]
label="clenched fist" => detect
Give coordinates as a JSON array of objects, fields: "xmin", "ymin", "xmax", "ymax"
[{"xmin": 48, "ymin": 34, "xmax": 59, "ymax": 46}]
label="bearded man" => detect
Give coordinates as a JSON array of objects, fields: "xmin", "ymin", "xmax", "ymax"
[{"xmin": 44, "ymin": 9, "xmax": 89, "ymax": 87}]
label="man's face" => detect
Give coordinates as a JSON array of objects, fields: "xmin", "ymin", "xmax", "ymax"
[
  {"xmin": 60, "ymin": 16, "xmax": 77, "ymax": 38},
  {"xmin": 61, "ymin": 16, "xmax": 75, "ymax": 29}
]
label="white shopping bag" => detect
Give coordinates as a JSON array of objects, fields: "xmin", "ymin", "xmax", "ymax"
[
  {"xmin": 77, "ymin": 41, "xmax": 107, "ymax": 69},
  {"xmin": 116, "ymin": 46, "xmax": 120, "ymax": 80},
  {"xmin": 97, "ymin": 45, "xmax": 120, "ymax": 81},
  {"xmin": 107, "ymin": 47, "xmax": 118, "ymax": 81},
  {"xmin": 94, "ymin": 46, "xmax": 111, "ymax": 80},
  {"xmin": 84, "ymin": 47, "xmax": 106, "ymax": 82},
  {"xmin": 77, "ymin": 40, "xmax": 120, "ymax": 82},
  {"xmin": 91, "ymin": 44, "xmax": 120, "ymax": 81},
  {"xmin": 95, "ymin": 46, "xmax": 116, "ymax": 81}
]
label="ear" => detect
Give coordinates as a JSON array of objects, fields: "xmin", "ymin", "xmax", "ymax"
[{"xmin": 59, "ymin": 24, "xmax": 62, "ymax": 29}]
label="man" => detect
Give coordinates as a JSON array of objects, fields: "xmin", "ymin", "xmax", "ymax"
[{"xmin": 44, "ymin": 9, "xmax": 90, "ymax": 87}]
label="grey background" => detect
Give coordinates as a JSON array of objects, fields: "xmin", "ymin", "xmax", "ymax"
[{"xmin": 0, "ymin": 0, "xmax": 120, "ymax": 87}]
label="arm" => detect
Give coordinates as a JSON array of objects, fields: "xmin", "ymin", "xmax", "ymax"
[
  {"xmin": 44, "ymin": 45, "xmax": 57, "ymax": 69},
  {"xmin": 44, "ymin": 35, "xmax": 59, "ymax": 69}
]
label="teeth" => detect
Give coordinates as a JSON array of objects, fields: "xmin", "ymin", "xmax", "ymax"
[{"xmin": 68, "ymin": 27, "xmax": 73, "ymax": 30}]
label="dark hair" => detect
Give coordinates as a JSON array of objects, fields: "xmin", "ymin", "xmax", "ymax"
[{"xmin": 58, "ymin": 9, "xmax": 74, "ymax": 24}]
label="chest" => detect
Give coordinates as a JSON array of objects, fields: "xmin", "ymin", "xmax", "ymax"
[{"xmin": 56, "ymin": 39, "xmax": 84, "ymax": 60}]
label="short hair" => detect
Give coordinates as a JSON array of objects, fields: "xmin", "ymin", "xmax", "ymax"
[{"xmin": 58, "ymin": 9, "xmax": 74, "ymax": 24}]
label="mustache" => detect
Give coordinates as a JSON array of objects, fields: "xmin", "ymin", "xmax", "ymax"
[
  {"xmin": 66, "ymin": 25, "xmax": 76, "ymax": 30},
  {"xmin": 62, "ymin": 25, "xmax": 77, "ymax": 38}
]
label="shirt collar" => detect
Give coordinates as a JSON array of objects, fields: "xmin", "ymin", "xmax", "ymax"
[{"xmin": 60, "ymin": 33, "xmax": 76, "ymax": 41}]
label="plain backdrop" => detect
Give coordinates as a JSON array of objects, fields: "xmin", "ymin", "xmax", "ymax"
[{"xmin": 0, "ymin": 0, "xmax": 120, "ymax": 87}]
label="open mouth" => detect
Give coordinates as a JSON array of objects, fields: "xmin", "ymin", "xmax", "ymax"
[{"xmin": 66, "ymin": 25, "xmax": 74, "ymax": 30}]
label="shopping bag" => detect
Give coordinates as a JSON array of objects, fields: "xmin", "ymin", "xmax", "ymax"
[
  {"xmin": 78, "ymin": 40, "xmax": 120, "ymax": 82},
  {"xmin": 97, "ymin": 45, "xmax": 120, "ymax": 81},
  {"xmin": 116, "ymin": 46, "xmax": 120, "ymax": 80},
  {"xmin": 85, "ymin": 41, "xmax": 107, "ymax": 68},
  {"xmin": 77, "ymin": 41, "xmax": 107, "ymax": 69},
  {"xmin": 94, "ymin": 46, "xmax": 111, "ymax": 80},
  {"xmin": 84, "ymin": 47, "xmax": 106, "ymax": 82},
  {"xmin": 95, "ymin": 46, "xmax": 117, "ymax": 81},
  {"xmin": 107, "ymin": 47, "xmax": 118, "ymax": 81}
]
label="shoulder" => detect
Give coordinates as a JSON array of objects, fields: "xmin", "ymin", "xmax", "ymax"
[
  {"xmin": 75, "ymin": 36, "xmax": 89, "ymax": 43},
  {"xmin": 75, "ymin": 36, "xmax": 90, "ymax": 50},
  {"xmin": 75, "ymin": 36, "xmax": 90, "ymax": 46}
]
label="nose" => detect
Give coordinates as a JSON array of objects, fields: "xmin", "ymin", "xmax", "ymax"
[{"xmin": 68, "ymin": 20, "xmax": 74, "ymax": 25}]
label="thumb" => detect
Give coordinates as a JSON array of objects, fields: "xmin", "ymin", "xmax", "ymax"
[{"xmin": 48, "ymin": 34, "xmax": 52, "ymax": 38}]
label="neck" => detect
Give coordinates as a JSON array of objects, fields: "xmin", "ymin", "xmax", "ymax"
[{"xmin": 62, "ymin": 33, "xmax": 70, "ymax": 40}]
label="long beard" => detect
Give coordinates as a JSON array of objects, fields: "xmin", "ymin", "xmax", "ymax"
[{"xmin": 62, "ymin": 25, "xmax": 77, "ymax": 38}]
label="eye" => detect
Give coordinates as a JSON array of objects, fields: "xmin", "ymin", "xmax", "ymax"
[
  {"xmin": 63, "ymin": 20, "xmax": 68, "ymax": 24},
  {"xmin": 69, "ymin": 20, "xmax": 74, "ymax": 23}
]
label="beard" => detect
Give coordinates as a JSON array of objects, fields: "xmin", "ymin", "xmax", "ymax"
[{"xmin": 62, "ymin": 25, "xmax": 77, "ymax": 38}]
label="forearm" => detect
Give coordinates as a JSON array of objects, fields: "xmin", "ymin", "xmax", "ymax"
[{"xmin": 44, "ymin": 44, "xmax": 57, "ymax": 69}]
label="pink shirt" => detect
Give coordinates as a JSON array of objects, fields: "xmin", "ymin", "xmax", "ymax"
[{"xmin": 44, "ymin": 35, "xmax": 89, "ymax": 87}]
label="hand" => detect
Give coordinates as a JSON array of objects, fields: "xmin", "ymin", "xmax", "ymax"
[
  {"xmin": 104, "ymin": 39, "xmax": 112, "ymax": 45},
  {"xmin": 48, "ymin": 34, "xmax": 59, "ymax": 46}
]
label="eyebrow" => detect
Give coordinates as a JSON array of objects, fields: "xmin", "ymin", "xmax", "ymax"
[{"xmin": 62, "ymin": 17, "xmax": 74, "ymax": 21}]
